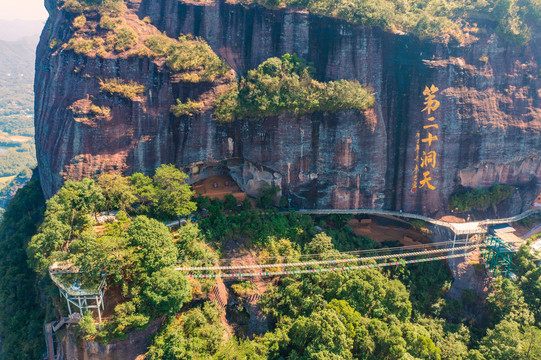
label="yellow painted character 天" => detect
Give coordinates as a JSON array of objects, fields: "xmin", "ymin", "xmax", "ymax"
[{"xmin": 419, "ymin": 171, "xmax": 436, "ymax": 190}]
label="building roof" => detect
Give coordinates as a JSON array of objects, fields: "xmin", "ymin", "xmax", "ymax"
[
  {"xmin": 494, "ymin": 232, "xmax": 524, "ymax": 248},
  {"xmin": 490, "ymin": 223, "xmax": 516, "ymax": 234},
  {"xmin": 451, "ymin": 221, "xmax": 485, "ymax": 234}
]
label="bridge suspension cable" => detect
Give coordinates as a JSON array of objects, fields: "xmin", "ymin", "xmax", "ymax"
[
  {"xmin": 183, "ymin": 250, "xmax": 483, "ymax": 278},
  {"xmin": 175, "ymin": 243, "xmax": 483, "ymax": 271},
  {"xmin": 176, "ymin": 239, "xmax": 479, "ymax": 266}
]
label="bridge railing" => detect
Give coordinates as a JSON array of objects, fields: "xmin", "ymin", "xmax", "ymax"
[{"xmin": 294, "ymin": 208, "xmax": 540, "ymax": 235}]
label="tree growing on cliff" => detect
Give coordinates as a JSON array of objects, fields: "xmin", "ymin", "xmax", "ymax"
[
  {"xmin": 129, "ymin": 172, "xmax": 158, "ymax": 214},
  {"xmin": 141, "ymin": 267, "xmax": 191, "ymax": 315},
  {"xmin": 0, "ymin": 177, "xmax": 46, "ymax": 359},
  {"xmin": 153, "ymin": 164, "xmax": 196, "ymax": 222},
  {"xmin": 27, "ymin": 178, "xmax": 104, "ymax": 273},
  {"xmin": 214, "ymin": 53, "xmax": 374, "ymax": 122},
  {"xmin": 97, "ymin": 173, "xmax": 137, "ymax": 213},
  {"xmin": 147, "ymin": 302, "xmax": 225, "ymax": 360},
  {"xmin": 485, "ymin": 277, "xmax": 534, "ymax": 329},
  {"xmin": 127, "ymin": 215, "xmax": 178, "ymax": 274}
]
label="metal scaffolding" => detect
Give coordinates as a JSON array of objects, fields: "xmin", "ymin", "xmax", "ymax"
[
  {"xmin": 484, "ymin": 235, "xmax": 517, "ymax": 277},
  {"xmin": 49, "ymin": 262, "xmax": 106, "ymax": 322}
]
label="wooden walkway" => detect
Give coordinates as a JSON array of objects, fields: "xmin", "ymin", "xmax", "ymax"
[
  {"xmin": 44, "ymin": 314, "xmax": 81, "ymax": 360},
  {"xmin": 294, "ymin": 208, "xmax": 541, "ymax": 235},
  {"xmin": 45, "ymin": 323, "xmax": 55, "ymax": 360}
]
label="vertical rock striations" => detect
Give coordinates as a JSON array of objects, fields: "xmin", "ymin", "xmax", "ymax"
[{"xmin": 35, "ymin": 0, "xmax": 541, "ymax": 216}]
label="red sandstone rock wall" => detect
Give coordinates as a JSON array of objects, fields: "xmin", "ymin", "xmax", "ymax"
[
  {"xmin": 35, "ymin": 0, "xmax": 541, "ymax": 216},
  {"xmin": 62, "ymin": 317, "xmax": 163, "ymax": 359}
]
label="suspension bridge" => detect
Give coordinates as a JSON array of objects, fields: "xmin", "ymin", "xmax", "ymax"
[
  {"xmin": 177, "ymin": 247, "xmax": 484, "ymax": 278},
  {"xmin": 175, "ymin": 240, "xmax": 490, "ymax": 278},
  {"xmin": 44, "ymin": 208, "xmax": 537, "ymax": 359},
  {"xmin": 172, "ymin": 207, "xmax": 539, "ymax": 278},
  {"xmin": 45, "ymin": 207, "xmax": 538, "ymax": 334}
]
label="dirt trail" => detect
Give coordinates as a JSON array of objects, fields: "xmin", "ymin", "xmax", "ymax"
[
  {"xmin": 208, "ymin": 278, "xmax": 234, "ymax": 339},
  {"xmin": 223, "ymin": 237, "xmax": 270, "ymax": 338},
  {"xmin": 347, "ymin": 217, "xmax": 430, "ymax": 246}
]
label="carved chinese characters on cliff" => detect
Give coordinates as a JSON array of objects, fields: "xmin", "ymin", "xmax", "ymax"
[{"xmin": 412, "ymin": 85, "xmax": 440, "ymax": 192}]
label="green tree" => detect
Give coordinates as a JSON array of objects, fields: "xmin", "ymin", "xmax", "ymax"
[
  {"xmin": 241, "ymin": 197, "xmax": 252, "ymax": 210},
  {"xmin": 127, "ymin": 216, "xmax": 178, "ymax": 273},
  {"xmin": 479, "ymin": 320, "xmax": 523, "ymax": 360},
  {"xmin": 106, "ymin": 301, "xmax": 150, "ymax": 340},
  {"xmin": 147, "ymin": 302, "xmax": 224, "ymax": 360},
  {"xmin": 520, "ymin": 267, "xmax": 541, "ymax": 325},
  {"xmin": 486, "ymin": 277, "xmax": 533, "ymax": 328},
  {"xmin": 514, "ymin": 245, "xmax": 537, "ymax": 274},
  {"xmin": 141, "ymin": 267, "xmax": 191, "ymax": 315},
  {"xmin": 26, "ymin": 203, "xmax": 72, "ymax": 273},
  {"xmin": 287, "ymin": 307, "xmax": 354, "ymax": 359},
  {"xmin": 401, "ymin": 322, "xmax": 441, "ymax": 360},
  {"xmin": 153, "ymin": 164, "xmax": 196, "ymax": 222},
  {"xmin": 68, "ymin": 227, "xmax": 102, "ymax": 275},
  {"xmin": 59, "ymin": 178, "xmax": 105, "ymax": 218},
  {"xmin": 334, "ymin": 271, "xmax": 412, "ymax": 321},
  {"xmin": 257, "ymin": 184, "xmax": 279, "ymax": 209},
  {"xmin": 129, "ymin": 172, "xmax": 158, "ymax": 213},
  {"xmin": 195, "ymin": 195, "xmax": 212, "ymax": 210},
  {"xmin": 147, "ymin": 318, "xmax": 189, "ymax": 360},
  {"xmin": 75, "ymin": 312, "xmax": 98, "ymax": 340},
  {"xmin": 0, "ymin": 177, "xmax": 46, "ymax": 359},
  {"xmin": 325, "ymin": 300, "xmax": 376, "ymax": 357},
  {"xmin": 199, "ymin": 204, "xmax": 231, "ymax": 241},
  {"xmin": 214, "ymin": 54, "xmax": 374, "ymax": 122},
  {"xmin": 213, "ymin": 338, "xmax": 267, "ymax": 360},
  {"xmin": 70, "ymin": 230, "xmax": 130, "ymax": 283},
  {"xmin": 522, "ymin": 326, "xmax": 541, "ymax": 360},
  {"xmin": 305, "ymin": 232, "xmax": 335, "ymax": 255},
  {"xmin": 176, "ymin": 221, "xmax": 217, "ymax": 265},
  {"xmin": 97, "ymin": 173, "xmax": 136, "ymax": 213},
  {"xmin": 27, "ymin": 178, "xmax": 104, "ymax": 273},
  {"xmin": 224, "ymin": 194, "xmax": 237, "ymax": 211},
  {"xmin": 259, "ymin": 237, "xmax": 300, "ymax": 261}
]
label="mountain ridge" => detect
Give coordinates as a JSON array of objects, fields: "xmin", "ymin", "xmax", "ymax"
[{"xmin": 35, "ymin": 0, "xmax": 541, "ymax": 217}]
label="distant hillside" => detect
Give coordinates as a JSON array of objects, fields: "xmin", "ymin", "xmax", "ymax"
[
  {"xmin": 0, "ymin": 34, "xmax": 38, "ymax": 138},
  {"xmin": 0, "ymin": 19, "xmax": 45, "ymax": 41},
  {"xmin": 0, "ymin": 35, "xmax": 38, "ymax": 76},
  {"xmin": 0, "ymin": 35, "xmax": 39, "ymax": 215}
]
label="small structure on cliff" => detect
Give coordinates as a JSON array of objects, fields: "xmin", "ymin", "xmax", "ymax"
[
  {"xmin": 484, "ymin": 235, "xmax": 517, "ymax": 277},
  {"xmin": 489, "ymin": 224, "xmax": 524, "ymax": 248},
  {"xmin": 49, "ymin": 262, "xmax": 106, "ymax": 322}
]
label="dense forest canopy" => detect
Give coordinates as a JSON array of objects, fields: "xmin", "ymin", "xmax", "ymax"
[
  {"xmin": 0, "ymin": 175, "xmax": 45, "ymax": 359},
  {"xmin": 0, "ymin": 166, "xmax": 534, "ymax": 359}
]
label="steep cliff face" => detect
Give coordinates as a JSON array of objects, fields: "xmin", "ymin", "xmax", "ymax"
[
  {"xmin": 62, "ymin": 317, "xmax": 163, "ymax": 360},
  {"xmin": 35, "ymin": 0, "xmax": 541, "ymax": 216}
]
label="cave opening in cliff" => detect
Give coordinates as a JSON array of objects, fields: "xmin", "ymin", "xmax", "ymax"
[{"xmin": 192, "ymin": 174, "xmax": 246, "ymax": 202}]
